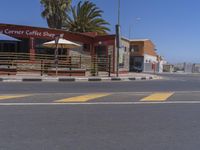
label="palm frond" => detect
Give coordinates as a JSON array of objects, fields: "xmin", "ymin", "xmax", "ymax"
[{"xmin": 66, "ymin": 0, "xmax": 110, "ymax": 34}]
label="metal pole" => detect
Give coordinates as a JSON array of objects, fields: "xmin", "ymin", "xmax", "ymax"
[
  {"xmin": 54, "ymin": 35, "xmax": 60, "ymax": 76},
  {"xmin": 116, "ymin": 0, "xmax": 121, "ymax": 77},
  {"xmin": 80, "ymin": 55, "xmax": 82, "ymax": 68},
  {"xmin": 116, "ymin": 25, "xmax": 120, "ymax": 77},
  {"xmin": 118, "ymin": 0, "xmax": 120, "ymax": 25},
  {"xmin": 108, "ymin": 54, "xmax": 111, "ymax": 77},
  {"xmin": 41, "ymin": 60, "xmax": 43, "ymax": 76}
]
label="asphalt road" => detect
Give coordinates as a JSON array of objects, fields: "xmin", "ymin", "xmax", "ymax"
[{"xmin": 1, "ymin": 74, "xmax": 200, "ymax": 150}]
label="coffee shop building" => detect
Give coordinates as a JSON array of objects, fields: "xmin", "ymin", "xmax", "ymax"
[{"xmin": 0, "ymin": 23, "xmax": 130, "ymax": 73}]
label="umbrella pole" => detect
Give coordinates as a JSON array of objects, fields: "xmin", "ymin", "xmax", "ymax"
[
  {"xmin": 55, "ymin": 49, "xmax": 58, "ymax": 77},
  {"xmin": 55, "ymin": 48, "xmax": 58, "ymax": 77},
  {"xmin": 61, "ymin": 45, "xmax": 63, "ymax": 60},
  {"xmin": 54, "ymin": 36, "xmax": 60, "ymax": 77}
]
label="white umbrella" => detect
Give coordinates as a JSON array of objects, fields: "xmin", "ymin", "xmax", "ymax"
[
  {"xmin": 42, "ymin": 38, "xmax": 81, "ymax": 76},
  {"xmin": 43, "ymin": 38, "xmax": 81, "ymax": 49}
]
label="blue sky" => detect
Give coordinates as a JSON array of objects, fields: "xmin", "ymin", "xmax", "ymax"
[{"xmin": 0, "ymin": 0, "xmax": 200, "ymax": 63}]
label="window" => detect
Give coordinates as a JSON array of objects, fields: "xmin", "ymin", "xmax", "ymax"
[
  {"xmin": 2, "ymin": 43, "xmax": 16, "ymax": 52},
  {"xmin": 130, "ymin": 45, "xmax": 140, "ymax": 52},
  {"xmin": 83, "ymin": 44, "xmax": 90, "ymax": 52},
  {"xmin": 119, "ymin": 47, "xmax": 126, "ymax": 68},
  {"xmin": 124, "ymin": 46, "xmax": 127, "ymax": 52}
]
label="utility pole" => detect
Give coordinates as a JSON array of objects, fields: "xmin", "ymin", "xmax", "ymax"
[
  {"xmin": 118, "ymin": 0, "xmax": 120, "ymax": 25},
  {"xmin": 116, "ymin": 0, "xmax": 121, "ymax": 77}
]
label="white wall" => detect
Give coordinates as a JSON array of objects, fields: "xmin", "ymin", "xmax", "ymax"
[{"xmin": 144, "ymin": 54, "xmax": 157, "ymax": 63}]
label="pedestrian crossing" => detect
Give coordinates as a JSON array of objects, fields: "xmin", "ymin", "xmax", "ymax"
[
  {"xmin": 0, "ymin": 92, "xmax": 176, "ymax": 103},
  {"xmin": 55, "ymin": 93, "xmax": 111, "ymax": 103},
  {"xmin": 141, "ymin": 92, "xmax": 174, "ymax": 102},
  {"xmin": 0, "ymin": 95, "xmax": 30, "ymax": 100}
]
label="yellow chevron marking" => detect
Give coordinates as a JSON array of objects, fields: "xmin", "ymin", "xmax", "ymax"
[
  {"xmin": 55, "ymin": 93, "xmax": 111, "ymax": 103},
  {"xmin": 141, "ymin": 92, "xmax": 174, "ymax": 101},
  {"xmin": 0, "ymin": 95, "xmax": 30, "ymax": 100}
]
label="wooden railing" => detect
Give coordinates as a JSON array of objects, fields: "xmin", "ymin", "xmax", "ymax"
[{"xmin": 0, "ymin": 52, "xmax": 112, "ymax": 76}]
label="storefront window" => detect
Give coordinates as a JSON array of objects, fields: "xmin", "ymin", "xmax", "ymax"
[
  {"xmin": 130, "ymin": 45, "xmax": 140, "ymax": 52},
  {"xmin": 18, "ymin": 38, "xmax": 29, "ymax": 53},
  {"xmin": 83, "ymin": 44, "xmax": 90, "ymax": 52},
  {"xmin": 108, "ymin": 45, "xmax": 114, "ymax": 70},
  {"xmin": 0, "ymin": 42, "xmax": 16, "ymax": 52},
  {"xmin": 119, "ymin": 47, "xmax": 126, "ymax": 68}
]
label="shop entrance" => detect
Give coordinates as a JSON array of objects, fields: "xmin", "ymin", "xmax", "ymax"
[
  {"xmin": 95, "ymin": 45, "xmax": 107, "ymax": 71},
  {"xmin": 130, "ymin": 56, "xmax": 144, "ymax": 72}
]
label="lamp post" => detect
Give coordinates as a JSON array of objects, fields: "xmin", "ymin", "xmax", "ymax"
[{"xmin": 116, "ymin": 0, "xmax": 121, "ymax": 77}]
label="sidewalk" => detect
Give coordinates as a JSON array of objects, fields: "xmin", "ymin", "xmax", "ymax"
[{"xmin": 0, "ymin": 72, "xmax": 161, "ymax": 82}]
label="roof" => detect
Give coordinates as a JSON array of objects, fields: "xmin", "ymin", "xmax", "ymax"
[
  {"xmin": 121, "ymin": 37, "xmax": 150, "ymax": 42},
  {"xmin": 0, "ymin": 33, "xmax": 20, "ymax": 41},
  {"xmin": 130, "ymin": 39, "xmax": 149, "ymax": 42},
  {"xmin": 129, "ymin": 38, "xmax": 156, "ymax": 48}
]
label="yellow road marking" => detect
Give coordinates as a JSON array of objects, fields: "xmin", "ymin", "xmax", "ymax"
[
  {"xmin": 55, "ymin": 93, "xmax": 111, "ymax": 103},
  {"xmin": 141, "ymin": 92, "xmax": 174, "ymax": 101},
  {"xmin": 0, "ymin": 95, "xmax": 30, "ymax": 100}
]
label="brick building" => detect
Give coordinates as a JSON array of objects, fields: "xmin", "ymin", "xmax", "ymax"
[{"xmin": 128, "ymin": 38, "xmax": 158, "ymax": 72}]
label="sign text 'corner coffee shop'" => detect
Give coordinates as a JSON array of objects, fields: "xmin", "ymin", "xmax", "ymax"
[{"xmin": 0, "ymin": 23, "xmax": 130, "ymax": 73}]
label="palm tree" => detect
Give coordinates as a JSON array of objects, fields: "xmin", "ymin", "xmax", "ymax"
[
  {"xmin": 65, "ymin": 1, "xmax": 110, "ymax": 34},
  {"xmin": 40, "ymin": 0, "xmax": 72, "ymax": 29}
]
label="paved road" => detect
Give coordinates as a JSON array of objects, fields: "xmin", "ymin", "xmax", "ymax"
[
  {"xmin": 1, "ymin": 73, "xmax": 200, "ymax": 94},
  {"xmin": 1, "ymin": 74, "xmax": 200, "ymax": 150}
]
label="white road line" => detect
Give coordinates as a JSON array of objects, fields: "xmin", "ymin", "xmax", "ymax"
[
  {"xmin": 0, "ymin": 101, "xmax": 200, "ymax": 106},
  {"xmin": 2, "ymin": 90, "xmax": 200, "ymax": 96}
]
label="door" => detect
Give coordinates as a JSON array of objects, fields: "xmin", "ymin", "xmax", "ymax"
[{"xmin": 95, "ymin": 45, "xmax": 107, "ymax": 71}]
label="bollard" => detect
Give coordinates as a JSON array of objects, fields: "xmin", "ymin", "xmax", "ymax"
[{"xmin": 40, "ymin": 60, "xmax": 42, "ymax": 76}]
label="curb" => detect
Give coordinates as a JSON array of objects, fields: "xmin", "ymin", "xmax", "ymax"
[
  {"xmin": 0, "ymin": 76, "xmax": 161, "ymax": 82},
  {"xmin": 22, "ymin": 78, "xmax": 42, "ymax": 82},
  {"xmin": 58, "ymin": 78, "xmax": 76, "ymax": 82}
]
